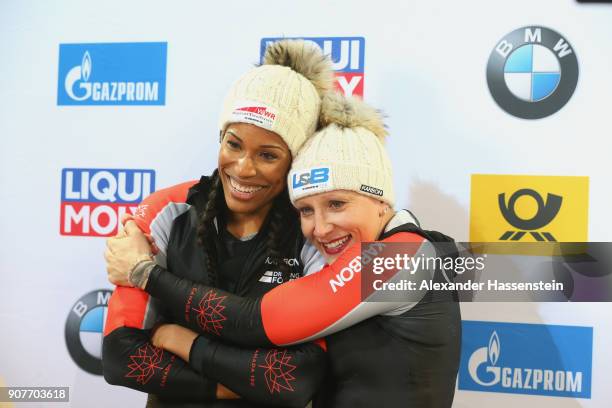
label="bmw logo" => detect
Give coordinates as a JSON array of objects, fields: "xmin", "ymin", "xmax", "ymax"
[
  {"xmin": 487, "ymin": 26, "xmax": 579, "ymax": 119},
  {"xmin": 65, "ymin": 290, "xmax": 112, "ymax": 375}
]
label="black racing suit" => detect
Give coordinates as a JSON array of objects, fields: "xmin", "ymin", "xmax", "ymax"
[
  {"xmin": 138, "ymin": 209, "xmax": 462, "ymax": 407},
  {"xmin": 102, "ymin": 177, "xmax": 326, "ymax": 408}
]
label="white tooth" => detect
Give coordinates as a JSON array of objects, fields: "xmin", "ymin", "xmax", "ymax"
[
  {"xmin": 324, "ymin": 236, "xmax": 349, "ymax": 249},
  {"xmin": 230, "ymin": 177, "xmax": 263, "ymax": 193}
]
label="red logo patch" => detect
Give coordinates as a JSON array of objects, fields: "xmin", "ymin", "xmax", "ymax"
[
  {"xmin": 259, "ymin": 349, "xmax": 297, "ymax": 393},
  {"xmin": 193, "ymin": 290, "xmax": 227, "ymax": 335},
  {"xmin": 125, "ymin": 343, "xmax": 164, "ymax": 384}
]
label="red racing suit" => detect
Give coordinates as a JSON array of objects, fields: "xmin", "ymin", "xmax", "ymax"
[
  {"xmin": 102, "ymin": 177, "xmax": 327, "ymax": 408},
  {"xmin": 133, "ymin": 186, "xmax": 462, "ymax": 408}
]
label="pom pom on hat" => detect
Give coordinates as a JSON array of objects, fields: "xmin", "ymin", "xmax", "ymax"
[
  {"xmin": 289, "ymin": 92, "xmax": 395, "ymax": 206},
  {"xmin": 219, "ymin": 40, "xmax": 334, "ymax": 157},
  {"xmin": 263, "ymin": 39, "xmax": 334, "ymax": 97}
]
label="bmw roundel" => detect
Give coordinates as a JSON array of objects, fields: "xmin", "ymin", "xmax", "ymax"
[
  {"xmin": 487, "ymin": 26, "xmax": 579, "ymax": 119},
  {"xmin": 65, "ymin": 289, "xmax": 112, "ymax": 375}
]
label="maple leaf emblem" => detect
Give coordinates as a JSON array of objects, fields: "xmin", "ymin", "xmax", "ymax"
[
  {"xmin": 259, "ymin": 349, "xmax": 297, "ymax": 393},
  {"xmin": 192, "ymin": 290, "xmax": 227, "ymax": 335},
  {"xmin": 125, "ymin": 343, "xmax": 164, "ymax": 385}
]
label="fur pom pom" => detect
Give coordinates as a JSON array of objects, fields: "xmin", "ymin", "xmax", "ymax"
[
  {"xmin": 263, "ymin": 39, "xmax": 334, "ymax": 96},
  {"xmin": 318, "ymin": 92, "xmax": 388, "ymax": 140}
]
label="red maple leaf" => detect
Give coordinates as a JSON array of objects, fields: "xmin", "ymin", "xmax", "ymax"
[
  {"xmin": 259, "ymin": 349, "xmax": 297, "ymax": 393},
  {"xmin": 125, "ymin": 343, "xmax": 164, "ymax": 385},
  {"xmin": 192, "ymin": 290, "xmax": 227, "ymax": 335}
]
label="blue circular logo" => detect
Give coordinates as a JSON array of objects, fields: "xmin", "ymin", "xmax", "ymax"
[
  {"xmin": 504, "ymin": 44, "xmax": 561, "ymax": 102},
  {"xmin": 65, "ymin": 290, "xmax": 112, "ymax": 375},
  {"xmin": 487, "ymin": 27, "xmax": 578, "ymax": 119}
]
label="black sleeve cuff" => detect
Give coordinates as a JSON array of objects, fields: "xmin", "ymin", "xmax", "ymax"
[
  {"xmin": 188, "ymin": 335, "xmax": 218, "ymax": 375},
  {"xmin": 144, "ymin": 264, "xmax": 164, "ymax": 294}
]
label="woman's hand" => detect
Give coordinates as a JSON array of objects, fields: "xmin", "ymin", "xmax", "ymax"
[
  {"xmin": 151, "ymin": 324, "xmax": 199, "ymax": 362},
  {"xmin": 105, "ymin": 221, "xmax": 154, "ymax": 287}
]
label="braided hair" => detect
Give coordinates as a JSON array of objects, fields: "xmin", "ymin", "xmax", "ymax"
[
  {"xmin": 196, "ymin": 170, "xmax": 223, "ymax": 286},
  {"xmin": 197, "ymin": 170, "xmax": 296, "ymax": 286}
]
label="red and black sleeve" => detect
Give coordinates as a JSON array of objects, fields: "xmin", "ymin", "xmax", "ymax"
[
  {"xmin": 144, "ymin": 231, "xmax": 428, "ymax": 347},
  {"xmin": 189, "ymin": 337, "xmax": 327, "ymax": 407},
  {"xmin": 103, "ymin": 181, "xmax": 216, "ymax": 400},
  {"xmin": 102, "ymin": 288, "xmax": 217, "ymax": 400},
  {"xmin": 103, "ymin": 286, "xmax": 326, "ymax": 405},
  {"xmin": 104, "ymin": 181, "xmax": 326, "ymax": 406}
]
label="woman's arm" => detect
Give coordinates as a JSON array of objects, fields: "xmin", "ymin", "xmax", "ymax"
[
  {"xmin": 107, "ymin": 229, "xmax": 431, "ymax": 347},
  {"xmin": 103, "ymin": 327, "xmax": 218, "ymax": 399},
  {"xmin": 104, "ymin": 181, "xmax": 326, "ymax": 405},
  {"xmin": 154, "ymin": 324, "xmax": 327, "ymax": 408},
  {"xmin": 102, "ymin": 287, "xmax": 218, "ymax": 400},
  {"xmin": 103, "ymin": 182, "xmax": 222, "ymax": 399},
  {"xmin": 106, "ymin": 179, "xmax": 430, "ymax": 347},
  {"xmin": 104, "ymin": 287, "xmax": 325, "ymax": 406}
]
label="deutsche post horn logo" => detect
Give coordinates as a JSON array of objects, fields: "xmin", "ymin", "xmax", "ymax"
[
  {"xmin": 498, "ymin": 189, "xmax": 562, "ymax": 241},
  {"xmin": 487, "ymin": 26, "xmax": 579, "ymax": 119}
]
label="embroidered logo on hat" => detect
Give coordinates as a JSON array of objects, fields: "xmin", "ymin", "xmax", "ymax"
[
  {"xmin": 230, "ymin": 101, "xmax": 278, "ymax": 130},
  {"xmin": 290, "ymin": 167, "xmax": 331, "ymax": 198},
  {"xmin": 360, "ymin": 184, "xmax": 383, "ymax": 196}
]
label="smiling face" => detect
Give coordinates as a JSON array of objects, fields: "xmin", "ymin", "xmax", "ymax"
[
  {"xmin": 295, "ymin": 190, "xmax": 392, "ymax": 263},
  {"xmin": 218, "ymin": 123, "xmax": 292, "ymax": 221}
]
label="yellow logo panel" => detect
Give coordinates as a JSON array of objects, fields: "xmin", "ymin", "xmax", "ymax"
[{"xmin": 470, "ymin": 174, "xmax": 589, "ymax": 242}]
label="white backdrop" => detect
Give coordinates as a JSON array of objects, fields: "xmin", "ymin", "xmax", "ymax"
[{"xmin": 1, "ymin": 0, "xmax": 611, "ymax": 407}]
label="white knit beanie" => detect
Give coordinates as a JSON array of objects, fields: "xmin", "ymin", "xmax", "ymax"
[
  {"xmin": 288, "ymin": 92, "xmax": 395, "ymax": 206},
  {"xmin": 218, "ymin": 39, "xmax": 334, "ymax": 157}
]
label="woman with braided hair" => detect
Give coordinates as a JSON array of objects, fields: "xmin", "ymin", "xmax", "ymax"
[
  {"xmin": 102, "ymin": 39, "xmax": 334, "ymax": 408},
  {"xmin": 107, "ymin": 91, "xmax": 462, "ymax": 407}
]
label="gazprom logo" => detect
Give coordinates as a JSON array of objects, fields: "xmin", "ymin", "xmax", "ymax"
[
  {"xmin": 468, "ymin": 331, "xmax": 502, "ymax": 386},
  {"xmin": 57, "ymin": 42, "xmax": 167, "ymax": 105},
  {"xmin": 261, "ymin": 37, "xmax": 365, "ymax": 97},
  {"xmin": 459, "ymin": 321, "xmax": 592, "ymax": 398}
]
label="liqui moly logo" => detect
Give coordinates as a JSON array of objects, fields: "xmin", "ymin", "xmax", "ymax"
[
  {"xmin": 260, "ymin": 37, "xmax": 365, "ymax": 97},
  {"xmin": 459, "ymin": 321, "xmax": 592, "ymax": 398},
  {"xmin": 60, "ymin": 168, "xmax": 155, "ymax": 237}
]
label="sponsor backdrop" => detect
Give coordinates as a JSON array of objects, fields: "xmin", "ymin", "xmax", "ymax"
[{"xmin": 1, "ymin": 0, "xmax": 611, "ymax": 407}]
